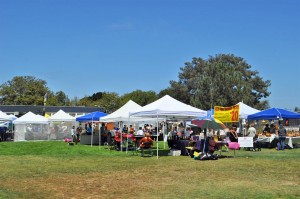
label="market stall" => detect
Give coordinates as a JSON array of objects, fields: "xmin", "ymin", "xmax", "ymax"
[
  {"xmin": 257, "ymin": 132, "xmax": 300, "ymax": 149},
  {"xmin": 248, "ymin": 108, "xmax": 300, "ymax": 149}
]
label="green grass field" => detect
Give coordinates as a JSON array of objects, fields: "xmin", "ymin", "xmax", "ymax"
[{"xmin": 0, "ymin": 141, "xmax": 299, "ymax": 199}]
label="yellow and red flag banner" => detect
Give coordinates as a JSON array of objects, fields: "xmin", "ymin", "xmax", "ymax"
[{"xmin": 214, "ymin": 104, "xmax": 240, "ymax": 123}]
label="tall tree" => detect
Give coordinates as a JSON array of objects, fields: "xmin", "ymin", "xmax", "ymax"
[
  {"xmin": 78, "ymin": 92, "xmax": 121, "ymax": 113},
  {"xmin": 165, "ymin": 54, "xmax": 271, "ymax": 110},
  {"xmin": 54, "ymin": 91, "xmax": 70, "ymax": 106},
  {"xmin": 0, "ymin": 76, "xmax": 49, "ymax": 105},
  {"xmin": 120, "ymin": 90, "xmax": 158, "ymax": 106}
]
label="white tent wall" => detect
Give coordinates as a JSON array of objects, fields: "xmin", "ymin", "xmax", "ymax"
[
  {"xmin": 14, "ymin": 123, "xmax": 50, "ymax": 141},
  {"xmin": 49, "ymin": 121, "xmax": 75, "ymax": 140},
  {"xmin": 13, "ymin": 112, "xmax": 50, "ymax": 142},
  {"xmin": 47, "ymin": 110, "xmax": 77, "ymax": 140},
  {"xmin": 14, "ymin": 124, "xmax": 26, "ymax": 141}
]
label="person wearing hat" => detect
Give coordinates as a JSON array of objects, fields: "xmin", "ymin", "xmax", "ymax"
[{"xmin": 247, "ymin": 123, "xmax": 257, "ymax": 151}]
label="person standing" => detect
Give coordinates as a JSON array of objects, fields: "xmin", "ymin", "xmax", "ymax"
[
  {"xmin": 277, "ymin": 124, "xmax": 287, "ymax": 150},
  {"xmin": 184, "ymin": 127, "xmax": 193, "ymax": 139},
  {"xmin": 71, "ymin": 126, "xmax": 76, "ymax": 142},
  {"xmin": 270, "ymin": 123, "xmax": 276, "ymax": 134},
  {"xmin": 122, "ymin": 124, "xmax": 128, "ymax": 134},
  {"xmin": 247, "ymin": 123, "xmax": 257, "ymax": 151},
  {"xmin": 263, "ymin": 124, "xmax": 270, "ymax": 134},
  {"xmin": 75, "ymin": 125, "xmax": 82, "ymax": 144}
]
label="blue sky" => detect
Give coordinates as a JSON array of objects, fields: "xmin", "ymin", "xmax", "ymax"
[{"xmin": 0, "ymin": 0, "xmax": 299, "ymax": 110}]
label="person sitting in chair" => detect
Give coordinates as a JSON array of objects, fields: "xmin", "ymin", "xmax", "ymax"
[{"xmin": 139, "ymin": 132, "xmax": 153, "ymax": 156}]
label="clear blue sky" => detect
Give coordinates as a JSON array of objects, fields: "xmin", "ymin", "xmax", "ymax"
[{"xmin": 0, "ymin": 0, "xmax": 299, "ymax": 110}]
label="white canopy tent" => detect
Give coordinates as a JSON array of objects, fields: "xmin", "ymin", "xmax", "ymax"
[
  {"xmin": 49, "ymin": 109, "xmax": 76, "ymax": 122},
  {"xmin": 130, "ymin": 95, "xmax": 207, "ymax": 120},
  {"xmin": 130, "ymin": 95, "xmax": 207, "ymax": 158},
  {"xmin": 100, "ymin": 100, "xmax": 164, "ymax": 151},
  {"xmin": 0, "ymin": 110, "xmax": 17, "ymax": 121},
  {"xmin": 237, "ymin": 102, "xmax": 260, "ymax": 119},
  {"xmin": 100, "ymin": 100, "xmax": 163, "ymax": 123},
  {"xmin": 49, "ymin": 109, "xmax": 76, "ymax": 140},
  {"xmin": 13, "ymin": 112, "xmax": 49, "ymax": 141},
  {"xmin": 100, "ymin": 100, "xmax": 143, "ymax": 122}
]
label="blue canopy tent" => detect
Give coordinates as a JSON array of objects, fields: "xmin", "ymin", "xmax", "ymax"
[
  {"xmin": 76, "ymin": 111, "xmax": 108, "ymax": 147},
  {"xmin": 76, "ymin": 111, "xmax": 107, "ymax": 122},
  {"xmin": 247, "ymin": 108, "xmax": 300, "ymax": 120}
]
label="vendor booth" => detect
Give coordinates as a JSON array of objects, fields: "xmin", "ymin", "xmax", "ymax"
[
  {"xmin": 100, "ymin": 100, "xmax": 164, "ymax": 151},
  {"xmin": 247, "ymin": 107, "xmax": 300, "ymax": 120},
  {"xmin": 49, "ymin": 109, "xmax": 76, "ymax": 140},
  {"xmin": 248, "ymin": 107, "xmax": 300, "ymax": 149},
  {"xmin": 13, "ymin": 112, "xmax": 49, "ymax": 141},
  {"xmin": 130, "ymin": 95, "xmax": 207, "ymax": 158},
  {"xmin": 76, "ymin": 111, "xmax": 107, "ymax": 146}
]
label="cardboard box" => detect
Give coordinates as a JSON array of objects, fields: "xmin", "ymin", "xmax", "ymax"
[{"xmin": 168, "ymin": 149, "xmax": 181, "ymax": 156}]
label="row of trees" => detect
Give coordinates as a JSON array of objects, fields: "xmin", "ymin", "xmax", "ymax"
[{"xmin": 0, "ymin": 54, "xmax": 284, "ymax": 113}]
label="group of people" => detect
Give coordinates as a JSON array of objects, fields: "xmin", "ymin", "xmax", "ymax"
[
  {"xmin": 187, "ymin": 121, "xmax": 289, "ymax": 156},
  {"xmin": 109, "ymin": 124, "xmax": 155, "ymax": 155},
  {"xmin": 121, "ymin": 123, "xmax": 158, "ymax": 136},
  {"xmin": 244, "ymin": 122, "xmax": 287, "ymax": 151},
  {"xmin": 167, "ymin": 125, "xmax": 194, "ymax": 140}
]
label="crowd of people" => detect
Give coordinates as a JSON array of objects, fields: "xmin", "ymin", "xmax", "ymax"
[{"xmin": 68, "ymin": 119, "xmax": 290, "ymax": 158}]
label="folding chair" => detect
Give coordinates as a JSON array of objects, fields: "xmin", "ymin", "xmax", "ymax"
[{"xmin": 127, "ymin": 137, "xmax": 138, "ymax": 155}]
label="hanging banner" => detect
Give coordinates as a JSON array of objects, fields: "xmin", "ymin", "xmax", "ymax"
[{"xmin": 214, "ymin": 104, "xmax": 240, "ymax": 122}]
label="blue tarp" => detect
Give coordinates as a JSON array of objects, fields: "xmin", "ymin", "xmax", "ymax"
[
  {"xmin": 247, "ymin": 107, "xmax": 300, "ymax": 120},
  {"xmin": 76, "ymin": 111, "xmax": 108, "ymax": 122}
]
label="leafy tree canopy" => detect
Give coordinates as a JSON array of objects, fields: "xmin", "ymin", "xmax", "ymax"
[
  {"xmin": 0, "ymin": 76, "xmax": 49, "ymax": 105},
  {"xmin": 78, "ymin": 92, "xmax": 121, "ymax": 113},
  {"xmin": 162, "ymin": 54, "xmax": 271, "ymax": 110},
  {"xmin": 0, "ymin": 76, "xmax": 69, "ymax": 106},
  {"xmin": 120, "ymin": 90, "xmax": 158, "ymax": 106}
]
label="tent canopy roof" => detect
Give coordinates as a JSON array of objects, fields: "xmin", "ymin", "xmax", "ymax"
[
  {"xmin": 100, "ymin": 100, "xmax": 158, "ymax": 122},
  {"xmin": 129, "ymin": 95, "xmax": 207, "ymax": 120},
  {"xmin": 0, "ymin": 110, "xmax": 17, "ymax": 121},
  {"xmin": 13, "ymin": 111, "xmax": 48, "ymax": 124},
  {"xmin": 237, "ymin": 102, "xmax": 260, "ymax": 119},
  {"xmin": 247, "ymin": 107, "xmax": 300, "ymax": 120},
  {"xmin": 100, "ymin": 100, "xmax": 141, "ymax": 122},
  {"xmin": 49, "ymin": 109, "xmax": 75, "ymax": 121},
  {"xmin": 76, "ymin": 111, "xmax": 107, "ymax": 122}
]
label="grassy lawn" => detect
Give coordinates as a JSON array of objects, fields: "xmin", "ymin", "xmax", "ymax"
[{"xmin": 0, "ymin": 141, "xmax": 299, "ymax": 199}]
